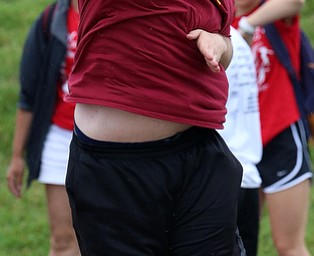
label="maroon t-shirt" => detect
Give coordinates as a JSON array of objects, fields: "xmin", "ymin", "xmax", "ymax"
[{"xmin": 66, "ymin": 0, "xmax": 234, "ymax": 129}]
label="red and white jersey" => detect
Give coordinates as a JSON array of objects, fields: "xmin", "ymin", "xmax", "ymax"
[
  {"xmin": 52, "ymin": 5, "xmax": 79, "ymax": 130},
  {"xmin": 233, "ymin": 15, "xmax": 301, "ymax": 145}
]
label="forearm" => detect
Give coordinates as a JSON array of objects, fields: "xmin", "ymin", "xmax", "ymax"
[
  {"xmin": 220, "ymin": 36, "xmax": 233, "ymax": 70},
  {"xmin": 247, "ymin": 0, "xmax": 304, "ymax": 27},
  {"xmin": 11, "ymin": 109, "xmax": 33, "ymax": 158}
]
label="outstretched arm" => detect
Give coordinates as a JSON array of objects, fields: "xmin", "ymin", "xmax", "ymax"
[
  {"xmin": 237, "ymin": 0, "xmax": 305, "ymax": 43},
  {"xmin": 244, "ymin": 0, "xmax": 304, "ymax": 27}
]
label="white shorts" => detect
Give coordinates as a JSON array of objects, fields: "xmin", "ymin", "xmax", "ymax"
[{"xmin": 38, "ymin": 124, "xmax": 72, "ymax": 185}]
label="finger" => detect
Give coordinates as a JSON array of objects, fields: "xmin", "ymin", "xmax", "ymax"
[
  {"xmin": 205, "ymin": 59, "xmax": 221, "ymax": 72},
  {"xmin": 16, "ymin": 175, "xmax": 23, "ymax": 197},
  {"xmin": 7, "ymin": 175, "xmax": 21, "ymax": 198},
  {"xmin": 202, "ymin": 48, "xmax": 215, "ymax": 62},
  {"xmin": 7, "ymin": 178, "xmax": 18, "ymax": 197},
  {"xmin": 209, "ymin": 65, "xmax": 221, "ymax": 73}
]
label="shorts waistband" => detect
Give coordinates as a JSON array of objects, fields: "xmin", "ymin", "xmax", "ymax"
[{"xmin": 73, "ymin": 122, "xmax": 214, "ymax": 157}]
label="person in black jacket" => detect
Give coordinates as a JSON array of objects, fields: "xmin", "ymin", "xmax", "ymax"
[{"xmin": 6, "ymin": 0, "xmax": 80, "ymax": 255}]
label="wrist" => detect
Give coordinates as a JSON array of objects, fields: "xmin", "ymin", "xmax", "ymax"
[
  {"xmin": 12, "ymin": 151, "xmax": 24, "ymax": 159},
  {"xmin": 238, "ymin": 17, "xmax": 255, "ymax": 35}
]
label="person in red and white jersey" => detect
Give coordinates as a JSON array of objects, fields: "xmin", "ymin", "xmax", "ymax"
[{"xmin": 233, "ymin": 0, "xmax": 313, "ymax": 255}]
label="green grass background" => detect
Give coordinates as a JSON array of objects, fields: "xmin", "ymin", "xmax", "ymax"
[{"xmin": 0, "ymin": 0, "xmax": 313, "ymax": 255}]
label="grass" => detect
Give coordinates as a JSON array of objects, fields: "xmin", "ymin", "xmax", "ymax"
[
  {"xmin": 0, "ymin": 1, "xmax": 52, "ymax": 255},
  {"xmin": 0, "ymin": 0, "xmax": 313, "ymax": 255}
]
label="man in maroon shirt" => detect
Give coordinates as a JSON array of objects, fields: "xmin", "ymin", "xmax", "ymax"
[{"xmin": 65, "ymin": 1, "xmax": 245, "ymax": 255}]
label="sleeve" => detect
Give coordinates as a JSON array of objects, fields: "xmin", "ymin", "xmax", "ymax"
[{"xmin": 18, "ymin": 12, "xmax": 47, "ymax": 111}]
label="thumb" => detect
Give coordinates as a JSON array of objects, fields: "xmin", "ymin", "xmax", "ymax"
[{"xmin": 186, "ymin": 29, "xmax": 202, "ymax": 40}]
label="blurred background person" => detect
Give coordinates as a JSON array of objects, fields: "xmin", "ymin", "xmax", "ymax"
[
  {"xmin": 6, "ymin": 0, "xmax": 81, "ymax": 255},
  {"xmin": 218, "ymin": 26, "xmax": 262, "ymax": 256},
  {"xmin": 233, "ymin": 0, "xmax": 313, "ymax": 255}
]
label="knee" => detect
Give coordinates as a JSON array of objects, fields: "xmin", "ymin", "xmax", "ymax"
[
  {"xmin": 275, "ymin": 242, "xmax": 292, "ymax": 256},
  {"xmin": 274, "ymin": 240, "xmax": 309, "ymax": 256}
]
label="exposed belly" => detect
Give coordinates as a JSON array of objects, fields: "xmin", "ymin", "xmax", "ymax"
[{"xmin": 74, "ymin": 103, "xmax": 192, "ymax": 142}]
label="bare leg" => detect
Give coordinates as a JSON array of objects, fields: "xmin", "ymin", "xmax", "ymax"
[
  {"xmin": 265, "ymin": 179, "xmax": 311, "ymax": 256},
  {"xmin": 45, "ymin": 184, "xmax": 80, "ymax": 256}
]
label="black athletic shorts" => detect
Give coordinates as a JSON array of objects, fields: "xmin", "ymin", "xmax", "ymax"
[
  {"xmin": 257, "ymin": 121, "xmax": 313, "ymax": 193},
  {"xmin": 66, "ymin": 125, "xmax": 244, "ymax": 256},
  {"xmin": 237, "ymin": 188, "xmax": 259, "ymax": 256}
]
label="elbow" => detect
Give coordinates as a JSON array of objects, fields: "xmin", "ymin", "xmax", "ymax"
[
  {"xmin": 291, "ymin": 0, "xmax": 305, "ymax": 11},
  {"xmin": 282, "ymin": 0, "xmax": 304, "ymax": 17}
]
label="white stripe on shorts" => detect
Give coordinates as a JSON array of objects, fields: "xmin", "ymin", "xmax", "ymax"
[{"xmin": 264, "ymin": 123, "xmax": 313, "ymax": 193}]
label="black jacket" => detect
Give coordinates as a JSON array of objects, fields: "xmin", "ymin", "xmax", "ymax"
[{"xmin": 19, "ymin": 0, "xmax": 71, "ymax": 186}]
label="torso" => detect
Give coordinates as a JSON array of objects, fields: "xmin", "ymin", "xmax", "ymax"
[
  {"xmin": 75, "ymin": 104, "xmax": 192, "ymax": 142},
  {"xmin": 66, "ymin": 0, "xmax": 235, "ymax": 131}
]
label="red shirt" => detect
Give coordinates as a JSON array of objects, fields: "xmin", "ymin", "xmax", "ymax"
[
  {"xmin": 233, "ymin": 14, "xmax": 300, "ymax": 145},
  {"xmin": 66, "ymin": 0, "xmax": 235, "ymax": 129},
  {"xmin": 52, "ymin": 6, "xmax": 79, "ymax": 130}
]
